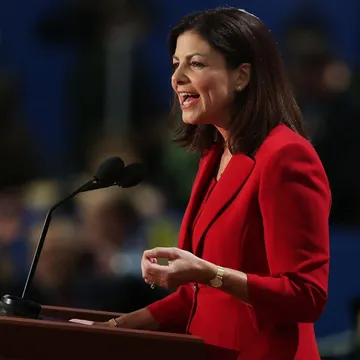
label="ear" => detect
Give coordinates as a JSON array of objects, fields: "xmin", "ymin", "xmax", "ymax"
[{"xmin": 235, "ymin": 63, "xmax": 251, "ymax": 92}]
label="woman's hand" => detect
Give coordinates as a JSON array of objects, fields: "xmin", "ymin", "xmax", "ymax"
[
  {"xmin": 69, "ymin": 318, "xmax": 119, "ymax": 328},
  {"xmin": 71, "ymin": 308, "xmax": 159, "ymax": 331},
  {"xmin": 93, "ymin": 318, "xmax": 122, "ymax": 328},
  {"xmin": 141, "ymin": 247, "xmax": 217, "ymax": 289}
]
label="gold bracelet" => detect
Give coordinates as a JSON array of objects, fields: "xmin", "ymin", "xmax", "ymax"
[{"xmin": 110, "ymin": 318, "xmax": 119, "ymax": 327}]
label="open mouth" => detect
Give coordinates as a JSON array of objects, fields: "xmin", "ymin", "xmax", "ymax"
[{"xmin": 179, "ymin": 92, "xmax": 200, "ymax": 108}]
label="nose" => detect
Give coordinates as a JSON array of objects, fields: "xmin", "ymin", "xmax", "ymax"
[{"xmin": 172, "ymin": 66, "xmax": 189, "ymax": 87}]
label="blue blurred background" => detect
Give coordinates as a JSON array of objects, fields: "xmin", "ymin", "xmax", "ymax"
[{"xmin": 1, "ymin": 1, "xmax": 360, "ymax": 358}]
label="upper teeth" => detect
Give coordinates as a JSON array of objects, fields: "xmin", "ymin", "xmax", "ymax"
[{"xmin": 179, "ymin": 92, "xmax": 197, "ymax": 97}]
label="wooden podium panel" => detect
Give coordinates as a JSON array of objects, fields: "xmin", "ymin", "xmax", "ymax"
[
  {"xmin": 0, "ymin": 306, "xmax": 204, "ymax": 360},
  {"xmin": 40, "ymin": 305, "xmax": 123, "ymax": 322}
]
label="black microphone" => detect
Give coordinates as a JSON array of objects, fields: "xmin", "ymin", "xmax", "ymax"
[
  {"xmin": 81, "ymin": 162, "xmax": 145, "ymax": 192},
  {"xmin": 120, "ymin": 163, "xmax": 145, "ymax": 188},
  {"xmin": 93, "ymin": 156, "xmax": 125, "ymax": 185},
  {"xmin": 0, "ymin": 156, "xmax": 125, "ymax": 319}
]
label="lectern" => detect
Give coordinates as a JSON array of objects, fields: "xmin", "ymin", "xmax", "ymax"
[{"xmin": 0, "ymin": 305, "xmax": 204, "ymax": 360}]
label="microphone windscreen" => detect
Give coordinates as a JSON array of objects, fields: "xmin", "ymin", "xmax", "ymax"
[
  {"xmin": 94, "ymin": 157, "xmax": 125, "ymax": 184},
  {"xmin": 119, "ymin": 163, "xmax": 145, "ymax": 188}
]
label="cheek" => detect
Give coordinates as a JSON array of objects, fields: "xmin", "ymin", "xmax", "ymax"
[
  {"xmin": 171, "ymin": 77, "xmax": 177, "ymax": 91},
  {"xmin": 203, "ymin": 81, "xmax": 232, "ymax": 106},
  {"xmin": 195, "ymin": 73, "xmax": 231, "ymax": 102}
]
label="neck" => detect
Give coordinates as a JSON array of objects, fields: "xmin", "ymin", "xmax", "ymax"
[
  {"xmin": 214, "ymin": 126, "xmax": 230, "ymax": 152},
  {"xmin": 223, "ymin": 146, "xmax": 231, "ymax": 156},
  {"xmin": 215, "ymin": 126, "xmax": 229, "ymax": 142}
]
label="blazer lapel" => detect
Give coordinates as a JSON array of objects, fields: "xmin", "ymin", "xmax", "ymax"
[
  {"xmin": 193, "ymin": 152, "xmax": 255, "ymax": 256},
  {"xmin": 178, "ymin": 146, "xmax": 221, "ymax": 251}
]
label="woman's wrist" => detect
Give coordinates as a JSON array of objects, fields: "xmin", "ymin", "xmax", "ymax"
[
  {"xmin": 108, "ymin": 315, "xmax": 125, "ymax": 328},
  {"xmin": 109, "ymin": 308, "xmax": 159, "ymax": 331},
  {"xmin": 196, "ymin": 259, "xmax": 218, "ymax": 284}
]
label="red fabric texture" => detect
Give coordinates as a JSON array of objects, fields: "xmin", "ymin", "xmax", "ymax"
[{"xmin": 147, "ymin": 125, "xmax": 331, "ymax": 359}]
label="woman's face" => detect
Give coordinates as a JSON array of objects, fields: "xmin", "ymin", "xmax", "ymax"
[{"xmin": 171, "ymin": 31, "xmax": 241, "ymax": 127}]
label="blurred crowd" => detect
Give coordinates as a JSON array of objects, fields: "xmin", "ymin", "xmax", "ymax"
[
  {"xmin": 1, "ymin": 2, "xmax": 360, "ymax": 355},
  {"xmin": 0, "ymin": 0, "xmax": 198, "ymax": 312}
]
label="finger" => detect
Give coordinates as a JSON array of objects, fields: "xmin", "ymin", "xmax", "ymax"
[
  {"xmin": 145, "ymin": 263, "xmax": 171, "ymax": 283},
  {"xmin": 141, "ymin": 258, "xmax": 147, "ymax": 276},
  {"xmin": 93, "ymin": 321, "xmax": 108, "ymax": 327},
  {"xmin": 141, "ymin": 254, "xmax": 156, "ymax": 275},
  {"xmin": 146, "ymin": 268, "xmax": 174, "ymax": 289},
  {"xmin": 142, "ymin": 257, "xmax": 154, "ymax": 272},
  {"xmin": 142, "ymin": 252, "xmax": 158, "ymax": 267},
  {"xmin": 142, "ymin": 262, "xmax": 155, "ymax": 282},
  {"xmin": 143, "ymin": 261, "xmax": 170, "ymax": 283},
  {"xmin": 144, "ymin": 247, "xmax": 179, "ymax": 260}
]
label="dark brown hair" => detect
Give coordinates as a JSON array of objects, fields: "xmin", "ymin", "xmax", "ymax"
[{"xmin": 169, "ymin": 7, "xmax": 307, "ymax": 155}]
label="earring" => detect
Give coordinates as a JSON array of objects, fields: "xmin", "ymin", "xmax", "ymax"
[{"xmin": 236, "ymin": 85, "xmax": 242, "ymax": 92}]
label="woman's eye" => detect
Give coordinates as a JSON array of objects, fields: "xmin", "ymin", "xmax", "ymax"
[
  {"xmin": 190, "ymin": 61, "xmax": 205, "ymax": 68},
  {"xmin": 172, "ymin": 63, "xmax": 179, "ymax": 71}
]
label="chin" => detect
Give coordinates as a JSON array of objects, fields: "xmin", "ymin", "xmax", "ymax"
[
  {"xmin": 183, "ymin": 119, "xmax": 199, "ymax": 125},
  {"xmin": 182, "ymin": 114, "xmax": 206, "ymax": 125}
]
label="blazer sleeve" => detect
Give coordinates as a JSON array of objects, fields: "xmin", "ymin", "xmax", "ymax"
[
  {"xmin": 146, "ymin": 283, "xmax": 193, "ymax": 333},
  {"xmin": 247, "ymin": 142, "xmax": 331, "ymax": 326}
]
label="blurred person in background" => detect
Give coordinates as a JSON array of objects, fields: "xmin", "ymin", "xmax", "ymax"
[
  {"xmin": 0, "ymin": 71, "xmax": 37, "ymax": 292},
  {"xmin": 282, "ymin": 10, "xmax": 360, "ymax": 226},
  {"xmin": 75, "ymin": 7, "xmax": 332, "ymax": 360},
  {"xmin": 27, "ymin": 218, "xmax": 83, "ymax": 307},
  {"xmin": 72, "ymin": 187, "xmax": 170, "ymax": 313},
  {"xmin": 78, "ymin": 193, "xmax": 145, "ymax": 278}
]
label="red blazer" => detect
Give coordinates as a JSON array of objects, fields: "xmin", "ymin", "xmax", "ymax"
[{"xmin": 147, "ymin": 125, "xmax": 331, "ymax": 360}]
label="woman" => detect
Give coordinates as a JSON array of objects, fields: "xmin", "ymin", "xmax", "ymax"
[{"xmin": 92, "ymin": 7, "xmax": 331, "ymax": 359}]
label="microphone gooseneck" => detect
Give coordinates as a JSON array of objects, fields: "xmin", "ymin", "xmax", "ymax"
[
  {"xmin": 21, "ymin": 179, "xmax": 94, "ymax": 299},
  {"xmin": 0, "ymin": 156, "xmax": 128, "ymax": 319}
]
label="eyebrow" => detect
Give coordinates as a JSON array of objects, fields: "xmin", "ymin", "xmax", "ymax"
[{"xmin": 172, "ymin": 52, "xmax": 208, "ymax": 60}]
